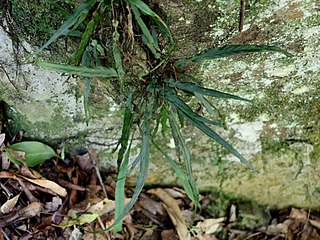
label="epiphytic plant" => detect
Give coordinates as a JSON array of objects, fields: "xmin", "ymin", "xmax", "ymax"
[{"xmin": 35, "ymin": 0, "xmax": 292, "ymax": 232}]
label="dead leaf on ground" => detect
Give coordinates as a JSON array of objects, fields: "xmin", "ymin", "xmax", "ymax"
[
  {"xmin": 20, "ymin": 176, "xmax": 67, "ymax": 197},
  {"xmin": 148, "ymin": 188, "xmax": 190, "ymax": 240},
  {"xmin": 195, "ymin": 218, "xmax": 225, "ymax": 235},
  {"xmin": 87, "ymin": 197, "xmax": 131, "ymax": 216},
  {"xmin": 0, "ymin": 193, "xmax": 20, "ymax": 214},
  {"xmin": 18, "ymin": 202, "xmax": 43, "ymax": 219},
  {"xmin": 45, "ymin": 196, "xmax": 62, "ymax": 212},
  {"xmin": 19, "ymin": 167, "xmax": 43, "ymax": 179},
  {"xmin": 58, "ymin": 213, "xmax": 100, "ymax": 227},
  {"xmin": 289, "ymin": 208, "xmax": 308, "ymax": 220},
  {"xmin": 1, "ymin": 152, "xmax": 11, "ymax": 170}
]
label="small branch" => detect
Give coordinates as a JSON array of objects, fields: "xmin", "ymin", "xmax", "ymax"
[{"xmin": 239, "ymin": 0, "xmax": 246, "ymax": 32}]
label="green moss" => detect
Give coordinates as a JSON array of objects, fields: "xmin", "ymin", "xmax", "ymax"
[{"xmin": 10, "ymin": 0, "xmax": 75, "ymax": 47}]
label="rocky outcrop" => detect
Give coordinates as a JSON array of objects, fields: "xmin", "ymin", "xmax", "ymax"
[{"xmin": 0, "ymin": 0, "xmax": 319, "ymax": 209}]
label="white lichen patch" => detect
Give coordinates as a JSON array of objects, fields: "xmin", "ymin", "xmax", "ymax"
[{"xmin": 226, "ymin": 121, "xmax": 264, "ymax": 162}]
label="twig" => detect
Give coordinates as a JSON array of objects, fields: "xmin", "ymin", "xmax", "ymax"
[
  {"xmin": 15, "ymin": 177, "xmax": 38, "ymax": 203},
  {"xmin": 239, "ymin": 0, "xmax": 246, "ymax": 32},
  {"xmin": 0, "ymin": 227, "xmax": 11, "ymax": 240},
  {"xmin": 89, "ymin": 152, "xmax": 108, "ymax": 198}
]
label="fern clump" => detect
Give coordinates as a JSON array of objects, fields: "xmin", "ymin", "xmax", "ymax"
[{"xmin": 35, "ymin": 0, "xmax": 292, "ymax": 232}]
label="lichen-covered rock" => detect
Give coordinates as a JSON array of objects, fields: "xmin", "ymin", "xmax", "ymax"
[{"xmin": 0, "ymin": 0, "xmax": 319, "ymax": 209}]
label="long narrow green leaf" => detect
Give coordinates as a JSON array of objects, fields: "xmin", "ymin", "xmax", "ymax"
[
  {"xmin": 114, "ymin": 134, "xmax": 133, "ymax": 232},
  {"xmin": 153, "ymin": 142, "xmax": 199, "ymax": 205},
  {"xmin": 182, "ymin": 111, "xmax": 258, "ymax": 172},
  {"xmin": 74, "ymin": 9, "xmax": 100, "ymax": 65},
  {"xmin": 126, "ymin": 0, "xmax": 174, "ymax": 45},
  {"xmin": 113, "ymin": 20, "xmax": 126, "ymax": 91},
  {"xmin": 190, "ymin": 44, "xmax": 293, "ymax": 62},
  {"xmin": 168, "ymin": 110, "xmax": 199, "ymax": 208},
  {"xmin": 36, "ymin": 61, "xmax": 118, "ymax": 78},
  {"xmin": 117, "ymin": 93, "xmax": 134, "ymax": 168},
  {"xmin": 194, "ymin": 93, "xmax": 220, "ymax": 121},
  {"xmin": 164, "ymin": 88, "xmax": 220, "ymax": 126},
  {"xmin": 36, "ymin": 0, "xmax": 96, "ymax": 53},
  {"xmin": 131, "ymin": 5, "xmax": 160, "ymax": 59},
  {"xmin": 168, "ymin": 79, "xmax": 251, "ymax": 102},
  {"xmin": 86, "ymin": 96, "xmax": 153, "ymax": 234}
]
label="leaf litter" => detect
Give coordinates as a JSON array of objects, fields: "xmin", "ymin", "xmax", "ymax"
[{"xmin": 0, "ymin": 134, "xmax": 320, "ymax": 239}]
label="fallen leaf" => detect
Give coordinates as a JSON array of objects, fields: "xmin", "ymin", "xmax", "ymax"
[
  {"xmin": 70, "ymin": 227, "xmax": 83, "ymax": 240},
  {"xmin": 75, "ymin": 152, "xmax": 94, "ymax": 172},
  {"xmin": 87, "ymin": 197, "xmax": 131, "ymax": 216},
  {"xmin": 20, "ymin": 176, "xmax": 67, "ymax": 197},
  {"xmin": 20, "ymin": 167, "xmax": 43, "ymax": 179},
  {"xmin": 1, "ymin": 194, "xmax": 21, "ymax": 214},
  {"xmin": 58, "ymin": 213, "xmax": 99, "ymax": 227},
  {"xmin": 148, "ymin": 188, "xmax": 190, "ymax": 240},
  {"xmin": 164, "ymin": 188, "xmax": 186, "ymax": 198},
  {"xmin": 289, "ymin": 208, "xmax": 308, "ymax": 220},
  {"xmin": 1, "ymin": 152, "xmax": 11, "ymax": 170},
  {"xmin": 196, "ymin": 218, "xmax": 225, "ymax": 235},
  {"xmin": 45, "ymin": 196, "xmax": 62, "ymax": 212},
  {"xmin": 18, "ymin": 202, "xmax": 43, "ymax": 219},
  {"xmin": 161, "ymin": 229, "xmax": 179, "ymax": 240},
  {"xmin": 5, "ymin": 141, "xmax": 57, "ymax": 167},
  {"xmin": 310, "ymin": 219, "xmax": 320, "ymax": 229}
]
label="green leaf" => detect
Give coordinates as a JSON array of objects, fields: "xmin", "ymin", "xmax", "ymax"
[
  {"xmin": 126, "ymin": 0, "xmax": 174, "ymax": 45},
  {"xmin": 36, "ymin": 61, "xmax": 118, "ymax": 78},
  {"xmin": 160, "ymin": 105, "xmax": 169, "ymax": 135},
  {"xmin": 194, "ymin": 93, "xmax": 221, "ymax": 122},
  {"xmin": 167, "ymin": 111, "xmax": 199, "ymax": 208},
  {"xmin": 117, "ymin": 93, "xmax": 134, "ymax": 168},
  {"xmin": 190, "ymin": 44, "xmax": 293, "ymax": 62},
  {"xmin": 36, "ymin": 0, "xmax": 97, "ymax": 53},
  {"xmin": 86, "ymin": 95, "xmax": 154, "ymax": 234},
  {"xmin": 153, "ymin": 142, "xmax": 199, "ymax": 206},
  {"xmin": 74, "ymin": 9, "xmax": 101, "ymax": 65},
  {"xmin": 5, "ymin": 141, "xmax": 56, "ymax": 167},
  {"xmin": 131, "ymin": 5, "xmax": 160, "ymax": 59},
  {"xmin": 112, "ymin": 20, "xmax": 126, "ymax": 91},
  {"xmin": 183, "ymin": 113, "xmax": 258, "ymax": 172},
  {"xmin": 164, "ymin": 88, "xmax": 220, "ymax": 126},
  {"xmin": 168, "ymin": 79, "xmax": 251, "ymax": 102},
  {"xmin": 114, "ymin": 135, "xmax": 133, "ymax": 232}
]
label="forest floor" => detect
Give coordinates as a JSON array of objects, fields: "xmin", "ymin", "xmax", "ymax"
[{"xmin": 1, "ymin": 133, "xmax": 320, "ymax": 240}]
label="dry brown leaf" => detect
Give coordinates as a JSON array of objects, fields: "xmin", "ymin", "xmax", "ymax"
[
  {"xmin": 18, "ymin": 202, "xmax": 43, "ymax": 219},
  {"xmin": 148, "ymin": 188, "xmax": 190, "ymax": 240},
  {"xmin": 289, "ymin": 208, "xmax": 308, "ymax": 220},
  {"xmin": 1, "ymin": 152, "xmax": 11, "ymax": 170},
  {"xmin": 75, "ymin": 152, "xmax": 94, "ymax": 172},
  {"xmin": 20, "ymin": 176, "xmax": 67, "ymax": 197},
  {"xmin": 87, "ymin": 197, "xmax": 131, "ymax": 216},
  {"xmin": 265, "ymin": 223, "xmax": 285, "ymax": 235},
  {"xmin": 20, "ymin": 167, "xmax": 42, "ymax": 179},
  {"xmin": 310, "ymin": 219, "xmax": 320, "ymax": 229},
  {"xmin": 164, "ymin": 188, "xmax": 186, "ymax": 198},
  {"xmin": 0, "ymin": 193, "xmax": 20, "ymax": 214},
  {"xmin": 196, "ymin": 218, "xmax": 225, "ymax": 235}
]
